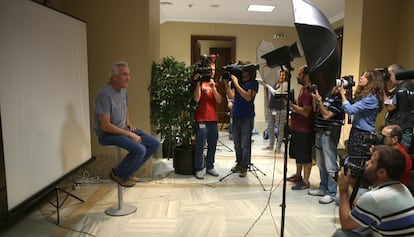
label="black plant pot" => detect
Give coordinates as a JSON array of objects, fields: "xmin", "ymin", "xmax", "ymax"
[
  {"xmin": 173, "ymin": 144, "xmax": 194, "ymax": 175},
  {"xmin": 162, "ymin": 136, "xmax": 175, "ymax": 158}
]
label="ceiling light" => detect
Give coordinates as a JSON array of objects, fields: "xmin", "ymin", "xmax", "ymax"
[{"xmin": 248, "ymin": 4, "xmax": 275, "ymax": 12}]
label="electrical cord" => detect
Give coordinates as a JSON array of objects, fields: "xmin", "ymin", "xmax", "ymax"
[{"xmin": 243, "ymin": 148, "xmax": 283, "ymax": 237}]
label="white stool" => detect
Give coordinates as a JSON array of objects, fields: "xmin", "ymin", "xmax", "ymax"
[{"xmin": 105, "ymin": 146, "xmax": 137, "ymax": 216}]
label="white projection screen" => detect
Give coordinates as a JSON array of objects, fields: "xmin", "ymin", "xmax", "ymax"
[{"xmin": 0, "ymin": 0, "xmax": 91, "ymax": 211}]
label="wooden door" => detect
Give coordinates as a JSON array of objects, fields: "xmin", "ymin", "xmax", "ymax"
[{"xmin": 210, "ymin": 47, "xmax": 231, "ymax": 124}]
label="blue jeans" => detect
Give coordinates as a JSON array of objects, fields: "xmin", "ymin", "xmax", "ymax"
[
  {"xmin": 194, "ymin": 121, "xmax": 218, "ymax": 172},
  {"xmin": 98, "ymin": 129, "xmax": 160, "ymax": 180},
  {"xmin": 232, "ymin": 118, "xmax": 254, "ymax": 168},
  {"xmin": 315, "ymin": 131, "xmax": 339, "ymax": 197}
]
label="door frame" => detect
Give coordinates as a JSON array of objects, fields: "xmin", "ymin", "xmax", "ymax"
[{"xmin": 190, "ymin": 35, "xmax": 236, "ymax": 64}]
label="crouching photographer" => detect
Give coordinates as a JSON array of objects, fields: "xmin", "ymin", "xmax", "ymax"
[
  {"xmin": 333, "ymin": 145, "xmax": 414, "ymax": 237},
  {"xmin": 366, "ymin": 124, "xmax": 412, "ymax": 186}
]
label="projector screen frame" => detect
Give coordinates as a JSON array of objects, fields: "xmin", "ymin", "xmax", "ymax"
[{"xmin": 0, "ymin": 0, "xmax": 94, "ymax": 224}]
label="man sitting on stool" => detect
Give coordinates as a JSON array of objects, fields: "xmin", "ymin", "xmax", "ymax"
[{"xmin": 95, "ymin": 61, "xmax": 160, "ymax": 187}]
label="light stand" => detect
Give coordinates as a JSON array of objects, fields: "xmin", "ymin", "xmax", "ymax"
[
  {"xmin": 279, "ymin": 65, "xmax": 293, "ymax": 237},
  {"xmin": 261, "ymin": 42, "xmax": 301, "ymax": 236}
]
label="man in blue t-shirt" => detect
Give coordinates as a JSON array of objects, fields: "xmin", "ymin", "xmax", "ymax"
[
  {"xmin": 95, "ymin": 61, "xmax": 160, "ymax": 187},
  {"xmin": 223, "ymin": 63, "xmax": 259, "ymax": 177}
]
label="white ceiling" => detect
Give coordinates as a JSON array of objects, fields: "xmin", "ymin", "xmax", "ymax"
[{"xmin": 160, "ymin": 0, "xmax": 345, "ymax": 26}]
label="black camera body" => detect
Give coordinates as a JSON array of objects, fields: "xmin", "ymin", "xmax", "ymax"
[
  {"xmin": 335, "ymin": 155, "xmax": 365, "ymax": 180},
  {"xmin": 193, "ymin": 54, "xmax": 218, "ymax": 82},
  {"xmin": 363, "ymin": 133, "xmax": 385, "ymax": 146},
  {"xmin": 221, "ymin": 63, "xmax": 259, "ymax": 81},
  {"xmin": 306, "ymin": 84, "xmax": 317, "ymax": 93},
  {"xmin": 222, "ymin": 63, "xmax": 243, "ymax": 81},
  {"xmin": 335, "ymin": 75, "xmax": 355, "ymax": 89},
  {"xmin": 375, "ymin": 67, "xmax": 390, "ymax": 81}
]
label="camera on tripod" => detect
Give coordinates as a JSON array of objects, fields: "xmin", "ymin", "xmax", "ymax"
[
  {"xmin": 193, "ymin": 54, "xmax": 218, "ymax": 82},
  {"xmin": 221, "ymin": 62, "xmax": 259, "ymax": 81},
  {"xmin": 335, "ymin": 75, "xmax": 355, "ymax": 89}
]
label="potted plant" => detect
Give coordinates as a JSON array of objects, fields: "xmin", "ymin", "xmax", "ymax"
[{"xmin": 149, "ymin": 56, "xmax": 197, "ymax": 174}]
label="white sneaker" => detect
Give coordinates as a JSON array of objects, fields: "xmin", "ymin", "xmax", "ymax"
[
  {"xmin": 308, "ymin": 189, "xmax": 325, "ymax": 196},
  {"xmin": 206, "ymin": 168, "xmax": 219, "ymax": 177},
  {"xmin": 195, "ymin": 170, "xmax": 205, "ymax": 179},
  {"xmin": 319, "ymin": 195, "xmax": 334, "ymax": 204}
]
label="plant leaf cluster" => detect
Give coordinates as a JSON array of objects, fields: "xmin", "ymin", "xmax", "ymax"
[{"xmin": 149, "ymin": 56, "xmax": 196, "ymax": 145}]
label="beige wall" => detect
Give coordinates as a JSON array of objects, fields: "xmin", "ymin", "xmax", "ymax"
[
  {"xmin": 340, "ymin": 0, "xmax": 414, "ymax": 147},
  {"xmin": 398, "ymin": 0, "xmax": 414, "ymax": 66},
  {"xmin": 160, "ymin": 22, "xmax": 306, "ymax": 131}
]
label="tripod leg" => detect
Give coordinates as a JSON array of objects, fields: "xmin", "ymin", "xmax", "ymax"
[{"xmin": 219, "ymin": 171, "xmax": 236, "ymax": 182}]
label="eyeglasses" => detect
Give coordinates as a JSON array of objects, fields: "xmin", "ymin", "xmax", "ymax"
[{"xmin": 381, "ymin": 133, "xmax": 393, "ymax": 139}]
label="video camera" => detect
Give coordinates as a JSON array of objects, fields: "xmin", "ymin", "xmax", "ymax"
[
  {"xmin": 335, "ymin": 75, "xmax": 355, "ymax": 89},
  {"xmin": 221, "ymin": 62, "xmax": 259, "ymax": 81},
  {"xmin": 193, "ymin": 54, "xmax": 219, "ymax": 82}
]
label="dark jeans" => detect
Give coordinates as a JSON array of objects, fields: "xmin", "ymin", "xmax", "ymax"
[
  {"xmin": 194, "ymin": 121, "xmax": 218, "ymax": 172},
  {"xmin": 232, "ymin": 117, "xmax": 254, "ymax": 168},
  {"xmin": 98, "ymin": 129, "xmax": 160, "ymax": 180}
]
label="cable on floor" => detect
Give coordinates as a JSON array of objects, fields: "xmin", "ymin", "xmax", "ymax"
[{"xmin": 243, "ymin": 149, "xmax": 283, "ymax": 237}]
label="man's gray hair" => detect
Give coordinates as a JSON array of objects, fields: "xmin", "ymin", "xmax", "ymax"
[
  {"xmin": 110, "ymin": 61, "xmax": 128, "ymax": 75},
  {"xmin": 388, "ymin": 64, "xmax": 405, "ymax": 74}
]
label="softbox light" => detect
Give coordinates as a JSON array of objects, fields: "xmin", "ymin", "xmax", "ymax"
[
  {"xmin": 261, "ymin": 42, "xmax": 303, "ymax": 69},
  {"xmin": 293, "ymin": 0, "xmax": 340, "ymax": 98}
]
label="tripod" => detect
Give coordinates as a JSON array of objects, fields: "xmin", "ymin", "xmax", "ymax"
[
  {"xmin": 219, "ymin": 162, "xmax": 267, "ymax": 190},
  {"xmin": 218, "ymin": 125, "xmax": 267, "ymax": 190},
  {"xmin": 216, "ymin": 133, "xmax": 233, "ymax": 152}
]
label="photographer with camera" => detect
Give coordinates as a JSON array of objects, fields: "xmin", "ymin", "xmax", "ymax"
[
  {"xmin": 384, "ymin": 64, "xmax": 414, "ymax": 151},
  {"xmin": 338, "ymin": 69, "xmax": 384, "ymax": 165},
  {"xmin": 380, "ymin": 124, "xmax": 412, "ymax": 186},
  {"xmin": 286, "ymin": 65, "xmax": 315, "ymax": 190},
  {"xmin": 223, "ymin": 62, "xmax": 259, "ymax": 177},
  {"xmin": 308, "ymin": 86, "xmax": 345, "ymax": 204},
  {"xmin": 333, "ymin": 145, "xmax": 414, "ymax": 237},
  {"xmin": 193, "ymin": 55, "xmax": 222, "ymax": 179}
]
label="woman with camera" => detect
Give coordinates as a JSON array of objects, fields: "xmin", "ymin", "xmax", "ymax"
[{"xmin": 338, "ymin": 69, "xmax": 384, "ymax": 160}]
